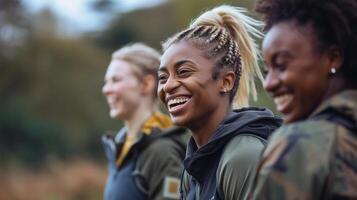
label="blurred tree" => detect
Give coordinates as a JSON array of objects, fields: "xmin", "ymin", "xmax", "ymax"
[
  {"xmin": 96, "ymin": 0, "xmax": 255, "ymax": 50},
  {"xmin": 96, "ymin": 3, "xmax": 175, "ymax": 51},
  {"xmin": 90, "ymin": 0, "xmax": 115, "ymax": 12},
  {"xmin": 0, "ymin": 104, "xmax": 70, "ymax": 166},
  {"xmin": 0, "ymin": 7, "xmax": 118, "ymax": 166},
  {"xmin": 0, "ymin": 0, "xmax": 29, "ymax": 58},
  {"xmin": 31, "ymin": 8, "xmax": 58, "ymax": 37},
  {"xmin": 171, "ymin": 0, "xmax": 254, "ymax": 28}
]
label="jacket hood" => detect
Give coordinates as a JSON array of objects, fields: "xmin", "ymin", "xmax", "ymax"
[{"xmin": 184, "ymin": 107, "xmax": 282, "ymax": 177}]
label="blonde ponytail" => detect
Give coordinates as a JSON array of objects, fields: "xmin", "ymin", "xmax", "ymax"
[{"xmin": 192, "ymin": 5, "xmax": 263, "ymax": 108}]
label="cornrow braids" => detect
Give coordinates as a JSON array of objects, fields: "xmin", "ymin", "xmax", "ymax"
[
  {"xmin": 213, "ymin": 29, "xmax": 229, "ymax": 52},
  {"xmin": 162, "ymin": 5, "xmax": 263, "ymax": 107}
]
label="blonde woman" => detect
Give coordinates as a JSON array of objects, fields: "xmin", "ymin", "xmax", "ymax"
[
  {"xmin": 102, "ymin": 43, "xmax": 188, "ymax": 200},
  {"xmin": 157, "ymin": 5, "xmax": 282, "ymax": 200}
]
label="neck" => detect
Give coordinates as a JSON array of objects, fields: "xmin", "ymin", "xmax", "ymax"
[
  {"xmin": 125, "ymin": 101, "xmax": 155, "ymax": 138},
  {"xmin": 323, "ymin": 74, "xmax": 350, "ymax": 101},
  {"xmin": 190, "ymin": 102, "xmax": 230, "ymax": 149}
]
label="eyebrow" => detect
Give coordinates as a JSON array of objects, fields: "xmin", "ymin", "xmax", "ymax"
[
  {"xmin": 275, "ymin": 50, "xmax": 291, "ymax": 58},
  {"xmin": 159, "ymin": 60, "xmax": 193, "ymax": 72},
  {"xmin": 270, "ymin": 50, "xmax": 292, "ymax": 63}
]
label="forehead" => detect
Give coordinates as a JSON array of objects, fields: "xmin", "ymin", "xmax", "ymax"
[
  {"xmin": 160, "ymin": 41, "xmax": 208, "ymax": 69},
  {"xmin": 262, "ymin": 22, "xmax": 316, "ymax": 55},
  {"xmin": 105, "ymin": 59, "xmax": 134, "ymax": 76}
]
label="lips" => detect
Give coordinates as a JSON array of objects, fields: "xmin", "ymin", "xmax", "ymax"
[
  {"xmin": 166, "ymin": 96, "xmax": 190, "ymax": 114},
  {"xmin": 274, "ymin": 94, "xmax": 293, "ymax": 113},
  {"xmin": 106, "ymin": 95, "xmax": 119, "ymax": 103},
  {"xmin": 106, "ymin": 96, "xmax": 122, "ymax": 111}
]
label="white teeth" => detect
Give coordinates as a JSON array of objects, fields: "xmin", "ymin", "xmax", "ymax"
[
  {"xmin": 168, "ymin": 97, "xmax": 189, "ymax": 107},
  {"xmin": 274, "ymin": 94, "xmax": 293, "ymax": 110},
  {"xmin": 107, "ymin": 96, "xmax": 118, "ymax": 102},
  {"xmin": 107, "ymin": 96, "xmax": 120, "ymax": 106}
]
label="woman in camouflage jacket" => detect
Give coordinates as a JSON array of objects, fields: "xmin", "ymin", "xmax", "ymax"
[{"xmin": 250, "ymin": 0, "xmax": 357, "ymax": 199}]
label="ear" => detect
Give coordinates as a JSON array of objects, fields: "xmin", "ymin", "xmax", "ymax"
[
  {"xmin": 219, "ymin": 70, "xmax": 235, "ymax": 93},
  {"xmin": 140, "ymin": 74, "xmax": 156, "ymax": 96},
  {"xmin": 326, "ymin": 46, "xmax": 343, "ymax": 72}
]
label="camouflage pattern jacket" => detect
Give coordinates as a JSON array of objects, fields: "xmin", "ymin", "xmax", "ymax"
[{"xmin": 250, "ymin": 90, "xmax": 357, "ymax": 199}]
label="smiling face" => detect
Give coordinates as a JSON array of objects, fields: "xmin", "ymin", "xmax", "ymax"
[
  {"xmin": 263, "ymin": 22, "xmax": 334, "ymax": 123},
  {"xmin": 158, "ymin": 41, "xmax": 225, "ymax": 128},
  {"xmin": 102, "ymin": 60, "xmax": 143, "ymax": 120}
]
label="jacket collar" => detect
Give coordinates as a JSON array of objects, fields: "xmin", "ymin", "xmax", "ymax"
[{"xmin": 310, "ymin": 90, "xmax": 357, "ymax": 122}]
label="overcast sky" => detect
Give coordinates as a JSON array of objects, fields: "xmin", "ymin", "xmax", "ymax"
[{"xmin": 21, "ymin": 0, "xmax": 167, "ymax": 33}]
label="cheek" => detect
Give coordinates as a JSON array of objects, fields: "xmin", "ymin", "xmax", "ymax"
[
  {"xmin": 299, "ymin": 71, "xmax": 328, "ymax": 96},
  {"xmin": 290, "ymin": 74, "xmax": 327, "ymax": 118},
  {"xmin": 122, "ymin": 80, "xmax": 140, "ymax": 91},
  {"xmin": 111, "ymin": 84, "xmax": 135, "ymax": 98},
  {"xmin": 112, "ymin": 85, "xmax": 125, "ymax": 95},
  {"xmin": 157, "ymin": 85, "xmax": 165, "ymax": 103}
]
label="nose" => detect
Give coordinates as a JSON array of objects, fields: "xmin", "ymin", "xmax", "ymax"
[
  {"xmin": 158, "ymin": 76, "xmax": 180, "ymax": 102},
  {"xmin": 263, "ymin": 70, "xmax": 280, "ymax": 93},
  {"xmin": 102, "ymin": 82, "xmax": 112, "ymax": 96},
  {"xmin": 163, "ymin": 76, "xmax": 180, "ymax": 94}
]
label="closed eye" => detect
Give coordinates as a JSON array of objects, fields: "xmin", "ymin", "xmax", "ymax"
[
  {"xmin": 112, "ymin": 76, "xmax": 122, "ymax": 82},
  {"xmin": 272, "ymin": 51, "xmax": 291, "ymax": 72},
  {"xmin": 273, "ymin": 61, "xmax": 287, "ymax": 72},
  {"xmin": 177, "ymin": 66, "xmax": 194, "ymax": 77}
]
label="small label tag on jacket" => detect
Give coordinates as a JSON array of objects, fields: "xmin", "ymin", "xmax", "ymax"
[{"xmin": 163, "ymin": 176, "xmax": 180, "ymax": 199}]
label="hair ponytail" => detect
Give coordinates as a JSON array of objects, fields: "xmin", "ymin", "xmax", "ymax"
[{"xmin": 163, "ymin": 5, "xmax": 264, "ymax": 108}]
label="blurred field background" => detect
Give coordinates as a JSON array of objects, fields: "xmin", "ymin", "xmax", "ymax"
[{"xmin": 0, "ymin": 0, "xmax": 276, "ymax": 199}]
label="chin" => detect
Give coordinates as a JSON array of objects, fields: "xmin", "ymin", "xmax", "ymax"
[
  {"xmin": 109, "ymin": 111, "xmax": 121, "ymax": 119},
  {"xmin": 170, "ymin": 115, "xmax": 188, "ymax": 127},
  {"xmin": 283, "ymin": 111, "xmax": 307, "ymax": 124}
]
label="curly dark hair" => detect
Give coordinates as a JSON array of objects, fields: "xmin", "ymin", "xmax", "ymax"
[{"xmin": 255, "ymin": 0, "xmax": 357, "ymax": 83}]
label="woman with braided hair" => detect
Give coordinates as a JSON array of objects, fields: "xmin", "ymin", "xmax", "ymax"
[
  {"xmin": 157, "ymin": 5, "xmax": 282, "ymax": 200},
  {"xmin": 250, "ymin": 0, "xmax": 357, "ymax": 199}
]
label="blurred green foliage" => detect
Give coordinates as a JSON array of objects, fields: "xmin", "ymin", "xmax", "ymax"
[
  {"xmin": 0, "ymin": 0, "xmax": 276, "ymax": 167},
  {"xmin": 97, "ymin": 0, "xmax": 257, "ymax": 51},
  {"xmin": 0, "ymin": 0, "xmax": 118, "ymax": 167},
  {"xmin": 0, "ymin": 104, "xmax": 69, "ymax": 165}
]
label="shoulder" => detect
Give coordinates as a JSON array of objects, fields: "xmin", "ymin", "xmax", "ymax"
[
  {"xmin": 217, "ymin": 135, "xmax": 265, "ymax": 181},
  {"xmin": 261, "ymin": 120, "xmax": 338, "ymax": 175},
  {"xmin": 221, "ymin": 134, "xmax": 266, "ymax": 167},
  {"xmin": 137, "ymin": 127, "xmax": 188, "ymax": 166},
  {"xmin": 135, "ymin": 129, "xmax": 186, "ymax": 196},
  {"xmin": 251, "ymin": 120, "xmax": 348, "ymax": 199},
  {"xmin": 267, "ymin": 120, "xmax": 337, "ymax": 155},
  {"xmin": 216, "ymin": 135, "xmax": 265, "ymax": 199},
  {"xmin": 273, "ymin": 120, "xmax": 335, "ymax": 137},
  {"xmin": 218, "ymin": 135, "xmax": 265, "ymax": 180},
  {"xmin": 145, "ymin": 127, "xmax": 188, "ymax": 156}
]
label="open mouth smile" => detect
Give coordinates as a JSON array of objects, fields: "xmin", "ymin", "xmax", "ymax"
[
  {"xmin": 274, "ymin": 93, "xmax": 293, "ymax": 114},
  {"xmin": 167, "ymin": 96, "xmax": 190, "ymax": 114}
]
